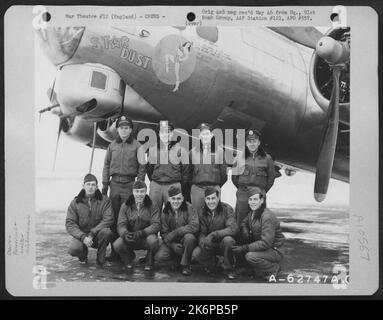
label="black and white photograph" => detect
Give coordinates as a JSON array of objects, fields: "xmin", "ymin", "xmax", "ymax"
[
  {"xmin": 34, "ymin": 22, "xmax": 351, "ymax": 283},
  {"xmin": 4, "ymin": 5, "xmax": 379, "ymax": 296}
]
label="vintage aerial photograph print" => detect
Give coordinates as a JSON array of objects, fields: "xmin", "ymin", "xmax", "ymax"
[{"xmin": 4, "ymin": 6, "xmax": 379, "ymax": 296}]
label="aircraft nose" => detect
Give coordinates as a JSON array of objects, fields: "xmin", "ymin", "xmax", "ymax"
[{"xmin": 36, "ymin": 27, "xmax": 85, "ymax": 65}]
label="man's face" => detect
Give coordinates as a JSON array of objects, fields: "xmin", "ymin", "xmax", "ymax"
[
  {"xmin": 246, "ymin": 138, "xmax": 260, "ymax": 153},
  {"xmin": 133, "ymin": 188, "xmax": 147, "ymax": 203},
  {"xmin": 169, "ymin": 193, "xmax": 184, "ymax": 210},
  {"xmin": 117, "ymin": 125, "xmax": 132, "ymax": 140},
  {"xmin": 199, "ymin": 129, "xmax": 213, "ymax": 146},
  {"xmin": 83, "ymin": 181, "xmax": 97, "ymax": 196},
  {"xmin": 248, "ymin": 193, "xmax": 264, "ymax": 211},
  {"xmin": 159, "ymin": 129, "xmax": 173, "ymax": 144},
  {"xmin": 205, "ymin": 192, "xmax": 219, "ymax": 211}
]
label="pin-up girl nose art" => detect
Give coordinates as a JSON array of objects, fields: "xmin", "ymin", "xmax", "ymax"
[{"xmin": 153, "ymin": 35, "xmax": 196, "ymax": 93}]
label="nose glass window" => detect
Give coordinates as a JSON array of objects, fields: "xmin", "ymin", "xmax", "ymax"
[{"xmin": 90, "ymin": 71, "xmax": 107, "ymax": 90}]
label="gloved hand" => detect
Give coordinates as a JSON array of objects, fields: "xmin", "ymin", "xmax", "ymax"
[
  {"xmin": 123, "ymin": 231, "xmax": 135, "ymax": 243},
  {"xmin": 83, "ymin": 235, "xmax": 93, "ymax": 247},
  {"xmin": 173, "ymin": 243, "xmax": 183, "ymax": 251},
  {"xmin": 232, "ymin": 245, "xmax": 249, "ymax": 254},
  {"xmin": 101, "ymin": 183, "xmax": 108, "ymax": 195},
  {"xmin": 163, "ymin": 231, "xmax": 176, "ymax": 245},
  {"xmin": 241, "ymin": 230, "xmax": 251, "ymax": 243},
  {"xmin": 134, "ymin": 230, "xmax": 145, "ymax": 240},
  {"xmin": 202, "ymin": 235, "xmax": 213, "ymax": 250},
  {"xmin": 210, "ymin": 232, "xmax": 220, "ymax": 243}
]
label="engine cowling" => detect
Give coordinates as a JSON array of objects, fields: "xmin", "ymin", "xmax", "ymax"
[
  {"xmin": 97, "ymin": 119, "xmax": 118, "ymax": 143},
  {"xmin": 309, "ymin": 27, "xmax": 350, "ymax": 119}
]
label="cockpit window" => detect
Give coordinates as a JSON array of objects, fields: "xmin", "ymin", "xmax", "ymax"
[
  {"xmin": 90, "ymin": 71, "xmax": 107, "ymax": 90},
  {"xmin": 196, "ymin": 27, "xmax": 218, "ymax": 43}
]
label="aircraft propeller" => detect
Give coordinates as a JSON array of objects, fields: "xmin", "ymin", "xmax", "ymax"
[
  {"xmin": 313, "ymin": 35, "xmax": 350, "ymax": 201},
  {"xmin": 38, "ymin": 76, "xmax": 60, "ymax": 121},
  {"xmin": 88, "ymin": 122, "xmax": 98, "ymax": 173},
  {"xmin": 52, "ymin": 117, "xmax": 65, "ymax": 171},
  {"xmin": 37, "ymin": 74, "xmax": 65, "ymax": 171}
]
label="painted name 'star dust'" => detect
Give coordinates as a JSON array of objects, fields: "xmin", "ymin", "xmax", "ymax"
[{"xmin": 90, "ymin": 36, "xmax": 152, "ymax": 69}]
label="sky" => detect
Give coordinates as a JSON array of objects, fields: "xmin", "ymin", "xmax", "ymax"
[{"xmin": 34, "ymin": 27, "xmax": 349, "ymax": 208}]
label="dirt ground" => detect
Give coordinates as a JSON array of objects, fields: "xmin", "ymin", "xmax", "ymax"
[{"xmin": 36, "ymin": 206, "xmax": 349, "ymax": 284}]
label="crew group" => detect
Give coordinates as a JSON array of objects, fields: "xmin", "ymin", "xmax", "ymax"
[{"xmin": 65, "ymin": 116, "xmax": 285, "ymax": 280}]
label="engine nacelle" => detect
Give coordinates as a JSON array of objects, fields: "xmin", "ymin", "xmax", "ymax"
[
  {"xmin": 56, "ymin": 63, "xmax": 124, "ymax": 120},
  {"xmin": 309, "ymin": 27, "xmax": 350, "ymax": 115},
  {"xmin": 62, "ymin": 116, "xmax": 93, "ymax": 143},
  {"xmin": 97, "ymin": 119, "xmax": 118, "ymax": 143},
  {"xmin": 62, "ymin": 116, "xmax": 110, "ymax": 149}
]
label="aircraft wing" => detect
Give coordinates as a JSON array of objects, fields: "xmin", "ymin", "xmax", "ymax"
[{"xmin": 268, "ymin": 26, "xmax": 324, "ymax": 49}]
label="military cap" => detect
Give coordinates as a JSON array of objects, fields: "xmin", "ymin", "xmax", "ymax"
[
  {"xmin": 204, "ymin": 186, "xmax": 219, "ymax": 197},
  {"xmin": 198, "ymin": 122, "xmax": 212, "ymax": 132},
  {"xmin": 116, "ymin": 115, "xmax": 133, "ymax": 128},
  {"xmin": 245, "ymin": 128, "xmax": 261, "ymax": 140},
  {"xmin": 168, "ymin": 185, "xmax": 182, "ymax": 197},
  {"xmin": 133, "ymin": 180, "xmax": 147, "ymax": 190},
  {"xmin": 83, "ymin": 173, "xmax": 98, "ymax": 184},
  {"xmin": 247, "ymin": 186, "xmax": 266, "ymax": 199}
]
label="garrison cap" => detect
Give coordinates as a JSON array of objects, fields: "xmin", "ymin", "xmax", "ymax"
[
  {"xmin": 83, "ymin": 173, "xmax": 98, "ymax": 184},
  {"xmin": 168, "ymin": 185, "xmax": 182, "ymax": 197},
  {"xmin": 198, "ymin": 122, "xmax": 212, "ymax": 132},
  {"xmin": 133, "ymin": 180, "xmax": 147, "ymax": 190},
  {"xmin": 247, "ymin": 186, "xmax": 266, "ymax": 198},
  {"xmin": 245, "ymin": 128, "xmax": 261, "ymax": 140},
  {"xmin": 204, "ymin": 186, "xmax": 219, "ymax": 197},
  {"xmin": 116, "ymin": 115, "xmax": 133, "ymax": 128}
]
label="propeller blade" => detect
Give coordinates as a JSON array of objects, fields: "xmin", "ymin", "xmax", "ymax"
[
  {"xmin": 40, "ymin": 76, "xmax": 60, "ymax": 122},
  {"xmin": 88, "ymin": 122, "xmax": 98, "ymax": 173},
  {"xmin": 269, "ymin": 27, "xmax": 324, "ymax": 49},
  {"xmin": 314, "ymin": 67, "xmax": 341, "ymax": 202},
  {"xmin": 52, "ymin": 119, "xmax": 64, "ymax": 171},
  {"xmin": 48, "ymin": 77, "xmax": 57, "ymax": 103}
]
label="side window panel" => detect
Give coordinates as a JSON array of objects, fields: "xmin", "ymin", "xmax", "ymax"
[{"xmin": 90, "ymin": 71, "xmax": 107, "ymax": 90}]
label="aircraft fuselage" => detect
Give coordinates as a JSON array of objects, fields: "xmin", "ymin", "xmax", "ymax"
[{"xmin": 39, "ymin": 26, "xmax": 349, "ymax": 182}]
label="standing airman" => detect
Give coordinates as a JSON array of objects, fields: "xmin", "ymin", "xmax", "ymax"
[
  {"xmin": 189, "ymin": 123, "xmax": 228, "ymax": 212},
  {"xmin": 147, "ymin": 121, "xmax": 190, "ymax": 211},
  {"xmin": 232, "ymin": 129, "xmax": 276, "ymax": 224},
  {"xmin": 102, "ymin": 115, "xmax": 146, "ymax": 261}
]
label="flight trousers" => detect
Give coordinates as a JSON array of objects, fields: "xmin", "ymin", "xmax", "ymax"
[
  {"xmin": 193, "ymin": 236, "xmax": 236, "ymax": 271},
  {"xmin": 109, "ymin": 179, "xmax": 135, "ymax": 254},
  {"xmin": 235, "ymin": 186, "xmax": 252, "ymax": 224},
  {"xmin": 244, "ymin": 247, "xmax": 283, "ymax": 276},
  {"xmin": 68, "ymin": 228, "xmax": 113, "ymax": 264},
  {"xmin": 113, "ymin": 234, "xmax": 159, "ymax": 267},
  {"xmin": 155, "ymin": 233, "xmax": 197, "ymax": 267}
]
